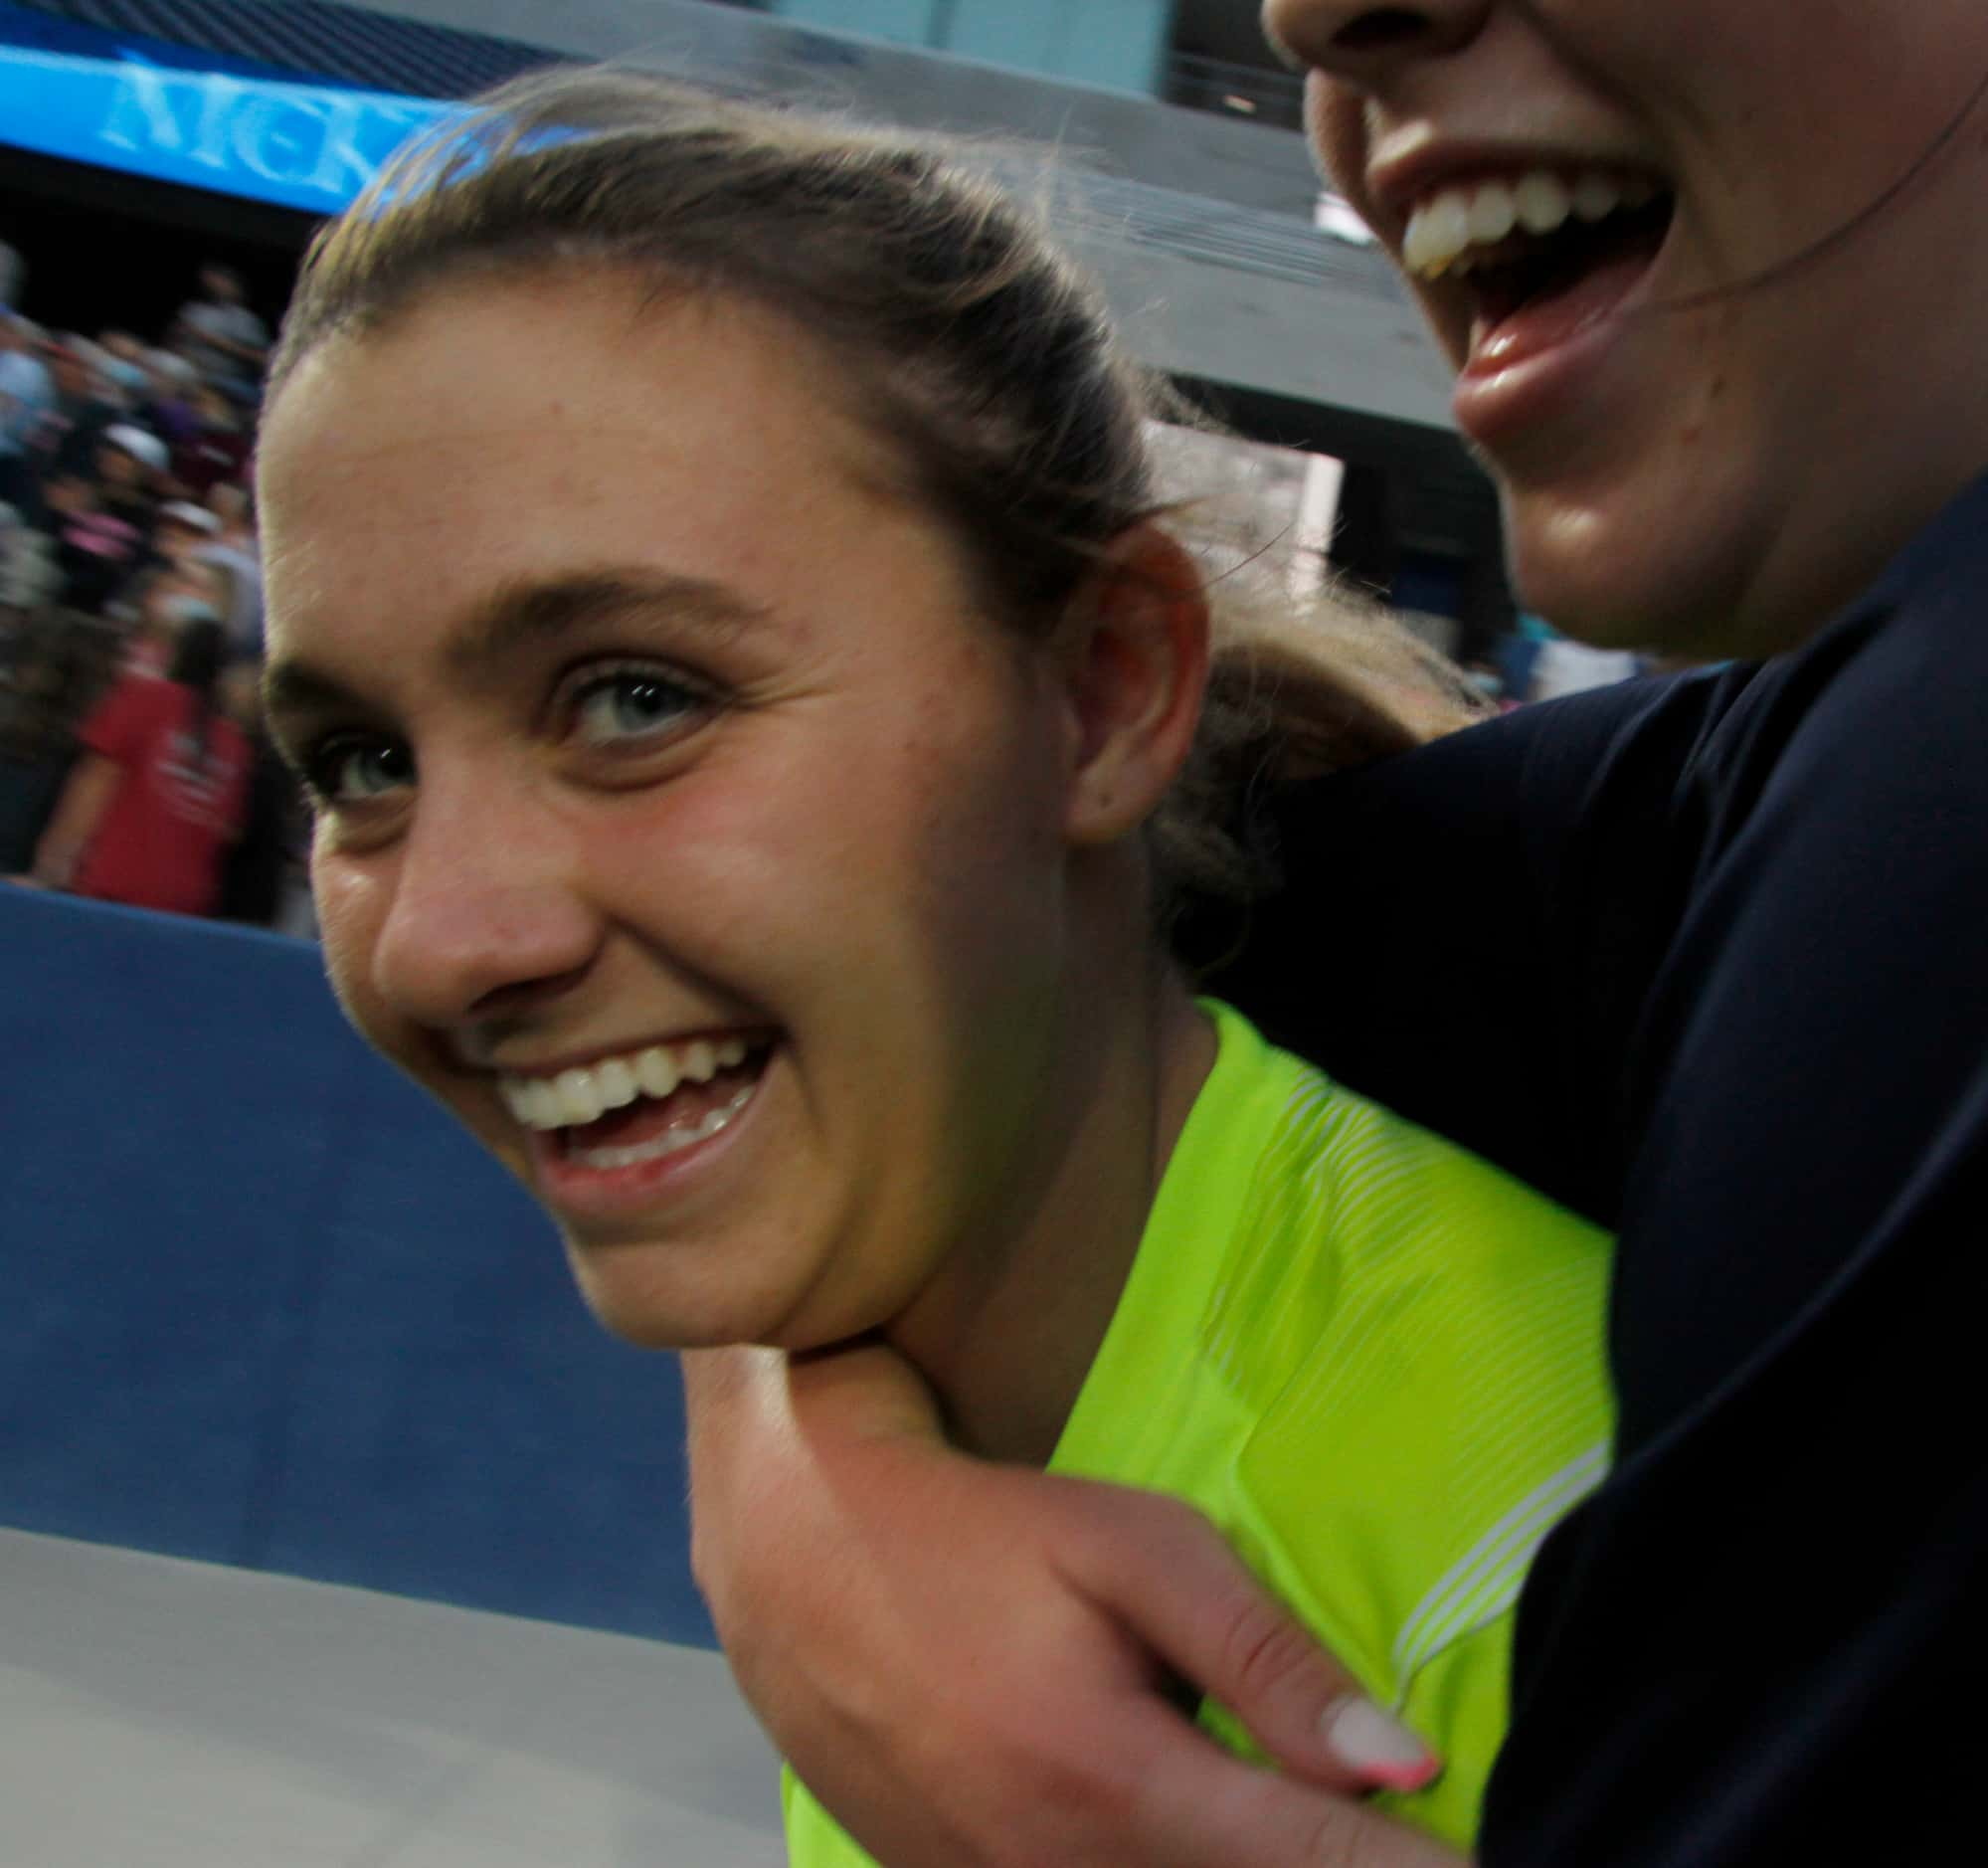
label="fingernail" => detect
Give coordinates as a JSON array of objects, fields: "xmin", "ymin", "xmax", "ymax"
[{"xmin": 1323, "ymin": 1699, "xmax": 1441, "ymax": 1791}]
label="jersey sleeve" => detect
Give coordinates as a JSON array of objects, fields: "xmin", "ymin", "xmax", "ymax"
[{"xmin": 1211, "ymin": 667, "xmax": 1758, "ymax": 1225}]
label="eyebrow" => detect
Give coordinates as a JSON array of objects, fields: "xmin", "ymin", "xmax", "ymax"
[{"xmin": 264, "ymin": 567, "xmax": 772, "ymax": 725}]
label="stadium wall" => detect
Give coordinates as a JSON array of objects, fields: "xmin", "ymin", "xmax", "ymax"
[{"xmin": 0, "ymin": 888, "xmax": 715, "ymax": 1647}]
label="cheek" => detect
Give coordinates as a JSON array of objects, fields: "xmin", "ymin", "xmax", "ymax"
[
  {"xmin": 1307, "ymin": 75, "xmax": 1369, "ymax": 202},
  {"xmin": 308, "ymin": 852, "xmax": 398, "ymax": 1049}
]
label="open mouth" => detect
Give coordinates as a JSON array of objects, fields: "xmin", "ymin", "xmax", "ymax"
[
  {"xmin": 1403, "ymin": 169, "xmax": 1676, "ymax": 358},
  {"xmin": 498, "ymin": 1033, "xmax": 777, "ymax": 1174}
]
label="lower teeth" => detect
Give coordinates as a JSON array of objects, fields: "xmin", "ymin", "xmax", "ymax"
[{"xmin": 569, "ymin": 1084, "xmax": 756, "ymax": 1171}]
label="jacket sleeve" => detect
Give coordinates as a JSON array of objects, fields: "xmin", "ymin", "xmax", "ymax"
[{"xmin": 1209, "ymin": 667, "xmax": 1754, "ymax": 1225}]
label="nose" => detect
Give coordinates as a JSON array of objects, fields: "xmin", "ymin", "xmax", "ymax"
[
  {"xmin": 1263, "ymin": 0, "xmax": 1492, "ymax": 81},
  {"xmin": 366, "ymin": 780, "xmax": 603, "ymax": 1031}
]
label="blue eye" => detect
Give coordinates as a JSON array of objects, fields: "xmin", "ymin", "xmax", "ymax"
[
  {"xmin": 307, "ymin": 735, "xmax": 414, "ymax": 807},
  {"xmin": 570, "ymin": 668, "xmax": 705, "ymax": 749}
]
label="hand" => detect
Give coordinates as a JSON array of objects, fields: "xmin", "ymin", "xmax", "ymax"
[{"xmin": 686, "ymin": 1345, "xmax": 1464, "ymax": 1868}]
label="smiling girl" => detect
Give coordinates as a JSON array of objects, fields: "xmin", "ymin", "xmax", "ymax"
[{"xmin": 255, "ymin": 74, "xmax": 1613, "ymax": 1865}]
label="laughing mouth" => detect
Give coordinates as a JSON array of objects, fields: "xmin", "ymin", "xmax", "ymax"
[
  {"xmin": 1400, "ymin": 166, "xmax": 1676, "ymax": 339},
  {"xmin": 497, "ymin": 1033, "xmax": 774, "ymax": 1171}
]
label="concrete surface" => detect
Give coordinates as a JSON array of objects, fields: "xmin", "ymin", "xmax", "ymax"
[{"xmin": 0, "ymin": 1529, "xmax": 785, "ymax": 1866}]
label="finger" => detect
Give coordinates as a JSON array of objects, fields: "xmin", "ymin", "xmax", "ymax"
[
  {"xmin": 1059, "ymin": 1491, "xmax": 1440, "ymax": 1794},
  {"xmin": 1118, "ymin": 1704, "xmax": 1467, "ymax": 1868}
]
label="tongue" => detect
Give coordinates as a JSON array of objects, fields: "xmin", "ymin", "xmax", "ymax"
[
  {"xmin": 564, "ymin": 1061, "xmax": 760, "ymax": 1151},
  {"xmin": 1471, "ymin": 244, "xmax": 1654, "ymax": 372}
]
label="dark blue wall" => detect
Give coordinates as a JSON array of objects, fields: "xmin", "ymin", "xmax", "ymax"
[{"xmin": 0, "ymin": 888, "xmax": 713, "ymax": 1646}]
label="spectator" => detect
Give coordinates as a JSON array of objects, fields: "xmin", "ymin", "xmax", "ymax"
[
  {"xmin": 49, "ymin": 423, "xmax": 165, "ymax": 616},
  {"xmin": 137, "ymin": 349, "xmax": 201, "ymax": 453},
  {"xmin": 199, "ymin": 480, "xmax": 265, "ymax": 652},
  {"xmin": 0, "ymin": 498, "xmax": 59, "ymax": 632},
  {"xmin": 92, "ymin": 330, "xmax": 152, "ymax": 407},
  {"xmin": 0, "ymin": 609, "xmax": 116, "ymax": 872},
  {"xmin": 155, "ymin": 496, "xmax": 222, "ymax": 565},
  {"xmin": 0, "ymin": 310, "xmax": 53, "ymax": 512},
  {"xmin": 172, "ymin": 381, "xmax": 254, "ymax": 499},
  {"xmin": 28, "ymin": 616, "xmax": 248, "ymax": 914},
  {"xmin": 121, "ymin": 555, "xmax": 228, "ymax": 680},
  {"xmin": 173, "ymin": 263, "xmax": 268, "ymax": 402},
  {"xmin": 27, "ymin": 336, "xmax": 121, "ymax": 496}
]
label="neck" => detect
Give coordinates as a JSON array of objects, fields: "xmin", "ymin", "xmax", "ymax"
[{"xmin": 885, "ymin": 955, "xmax": 1216, "ymax": 1467}]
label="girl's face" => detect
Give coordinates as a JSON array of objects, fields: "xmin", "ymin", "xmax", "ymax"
[
  {"xmin": 259, "ymin": 276, "xmax": 1092, "ymax": 1354},
  {"xmin": 1266, "ymin": 0, "xmax": 1988, "ymax": 653}
]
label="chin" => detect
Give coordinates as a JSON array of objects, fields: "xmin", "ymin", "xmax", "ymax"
[
  {"xmin": 1502, "ymin": 485, "xmax": 1719, "ymax": 659},
  {"xmin": 589, "ymin": 1303, "xmax": 697, "ymax": 1351},
  {"xmin": 558, "ymin": 1245, "xmax": 720, "ymax": 1351},
  {"xmin": 566, "ymin": 1237, "xmax": 832, "ymax": 1356}
]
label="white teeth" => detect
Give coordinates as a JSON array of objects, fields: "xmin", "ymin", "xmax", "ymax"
[
  {"xmin": 595, "ymin": 1057, "xmax": 639, "ymax": 1112},
  {"xmin": 635, "ymin": 1045, "xmax": 680, "ymax": 1100},
  {"xmin": 566, "ymin": 1084, "xmax": 758, "ymax": 1172},
  {"xmin": 1403, "ymin": 166, "xmax": 1662, "ymax": 280},
  {"xmin": 497, "ymin": 1034, "xmax": 765, "ymax": 1132},
  {"xmin": 1513, "ymin": 172, "xmax": 1572, "ymax": 237},
  {"xmin": 1466, "ymin": 182, "xmax": 1517, "ymax": 247},
  {"xmin": 1403, "ymin": 189, "xmax": 1470, "ymax": 276},
  {"xmin": 556, "ymin": 1068, "xmax": 604, "ymax": 1128}
]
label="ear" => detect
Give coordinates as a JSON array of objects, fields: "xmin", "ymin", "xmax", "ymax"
[{"xmin": 1060, "ymin": 523, "xmax": 1211, "ymax": 846}]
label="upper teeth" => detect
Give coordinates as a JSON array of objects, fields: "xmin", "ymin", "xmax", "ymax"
[
  {"xmin": 1402, "ymin": 168, "xmax": 1661, "ymax": 280},
  {"xmin": 498, "ymin": 1035, "xmax": 754, "ymax": 1131}
]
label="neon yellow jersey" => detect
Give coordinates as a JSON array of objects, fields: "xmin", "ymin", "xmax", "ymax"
[{"xmin": 785, "ymin": 1002, "xmax": 1613, "ymax": 1861}]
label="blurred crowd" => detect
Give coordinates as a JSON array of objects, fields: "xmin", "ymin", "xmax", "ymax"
[{"xmin": 0, "ymin": 259, "xmax": 306, "ymax": 930}]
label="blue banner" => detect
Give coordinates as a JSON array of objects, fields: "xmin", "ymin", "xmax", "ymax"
[{"xmin": 0, "ymin": 27, "xmax": 454, "ymax": 216}]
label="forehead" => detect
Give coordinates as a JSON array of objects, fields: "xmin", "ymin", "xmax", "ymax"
[{"xmin": 259, "ymin": 274, "xmax": 948, "ymax": 668}]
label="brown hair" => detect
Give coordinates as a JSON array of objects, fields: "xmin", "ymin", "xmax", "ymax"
[{"xmin": 271, "ymin": 70, "xmax": 1479, "ymax": 914}]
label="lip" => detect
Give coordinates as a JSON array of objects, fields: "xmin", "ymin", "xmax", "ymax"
[
  {"xmin": 1450, "ymin": 222, "xmax": 1673, "ymax": 455},
  {"xmin": 525, "ymin": 1048, "xmax": 774, "ymax": 1224}
]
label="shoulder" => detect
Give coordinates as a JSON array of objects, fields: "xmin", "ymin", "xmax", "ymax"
[
  {"xmin": 1606, "ymin": 576, "xmax": 1988, "ymax": 1427},
  {"xmin": 1199, "ymin": 1011, "xmax": 1611, "ymax": 1383},
  {"xmin": 1663, "ymin": 590, "xmax": 1988, "ymax": 966}
]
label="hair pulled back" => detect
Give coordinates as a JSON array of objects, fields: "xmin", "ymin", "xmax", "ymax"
[{"xmin": 273, "ymin": 70, "xmax": 1478, "ymax": 913}]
